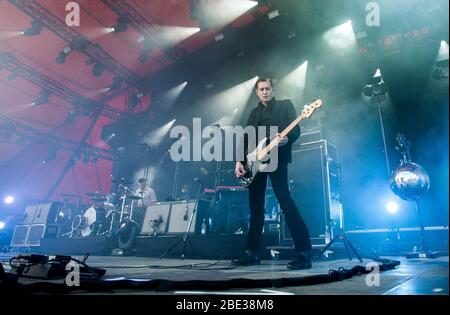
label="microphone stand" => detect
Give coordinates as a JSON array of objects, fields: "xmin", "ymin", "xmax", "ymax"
[{"xmin": 160, "ymin": 179, "xmax": 204, "ymax": 259}]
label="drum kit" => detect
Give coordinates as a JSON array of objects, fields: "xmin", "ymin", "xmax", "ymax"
[{"xmin": 65, "ymin": 180, "xmax": 143, "ymax": 238}]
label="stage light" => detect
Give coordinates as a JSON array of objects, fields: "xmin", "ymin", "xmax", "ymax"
[
  {"xmin": 436, "ymin": 40, "xmax": 449, "ymax": 61},
  {"xmin": 4, "ymin": 196, "xmax": 14, "ymax": 204},
  {"xmin": 112, "ymin": 16, "xmax": 129, "ymax": 33},
  {"xmin": 65, "ymin": 109, "xmax": 78, "ymax": 123},
  {"xmin": 363, "ymin": 70, "xmax": 387, "ymax": 100},
  {"xmin": 42, "ymin": 147, "xmax": 57, "ymax": 164},
  {"xmin": 32, "ymin": 90, "xmax": 51, "ymax": 106},
  {"xmin": 0, "ymin": 222, "xmax": 5, "ymax": 230},
  {"xmin": 93, "ymin": 62, "xmax": 105, "ymax": 76},
  {"xmin": 214, "ymin": 33, "xmax": 224, "ymax": 42},
  {"xmin": 20, "ymin": 20, "xmax": 43, "ymax": 36},
  {"xmin": 56, "ymin": 46, "xmax": 72, "ymax": 64},
  {"xmin": 267, "ymin": 10, "xmax": 279, "ymax": 20},
  {"xmin": 386, "ymin": 201, "xmax": 399, "ymax": 214},
  {"xmin": 108, "ymin": 77, "xmax": 123, "ymax": 91},
  {"xmin": 131, "ymin": 92, "xmax": 145, "ymax": 107}
]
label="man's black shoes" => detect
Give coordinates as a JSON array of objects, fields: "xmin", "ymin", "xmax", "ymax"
[
  {"xmin": 231, "ymin": 250, "xmax": 260, "ymax": 266},
  {"xmin": 287, "ymin": 250, "xmax": 312, "ymax": 270}
]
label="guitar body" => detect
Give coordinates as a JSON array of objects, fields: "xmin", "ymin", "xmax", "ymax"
[
  {"xmin": 237, "ymin": 99, "xmax": 323, "ymax": 188},
  {"xmin": 239, "ymin": 138, "xmax": 270, "ymax": 187}
]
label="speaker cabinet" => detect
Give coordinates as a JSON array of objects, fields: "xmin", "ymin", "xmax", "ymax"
[
  {"xmin": 11, "ymin": 225, "xmax": 29, "ymax": 246},
  {"xmin": 22, "ymin": 202, "xmax": 61, "ymax": 225},
  {"xmin": 140, "ymin": 202, "xmax": 171, "ymax": 236},
  {"xmin": 167, "ymin": 200, "xmax": 209, "ymax": 234},
  {"xmin": 140, "ymin": 200, "xmax": 210, "ymax": 235},
  {"xmin": 283, "ymin": 140, "xmax": 341, "ymax": 245},
  {"xmin": 11, "ymin": 224, "xmax": 59, "ymax": 247}
]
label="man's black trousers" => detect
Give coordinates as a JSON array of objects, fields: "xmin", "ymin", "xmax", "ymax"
[{"xmin": 246, "ymin": 162, "xmax": 312, "ymax": 253}]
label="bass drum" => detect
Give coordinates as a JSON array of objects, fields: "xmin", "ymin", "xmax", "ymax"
[{"xmin": 71, "ymin": 206, "xmax": 107, "ymax": 237}]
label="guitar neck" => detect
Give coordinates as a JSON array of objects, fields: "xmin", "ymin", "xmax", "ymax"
[{"xmin": 256, "ymin": 113, "xmax": 305, "ymax": 160}]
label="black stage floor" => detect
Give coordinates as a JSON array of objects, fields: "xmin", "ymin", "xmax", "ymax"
[{"xmin": 0, "ymin": 253, "xmax": 447, "ymax": 295}]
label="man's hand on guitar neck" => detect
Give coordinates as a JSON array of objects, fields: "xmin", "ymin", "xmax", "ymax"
[{"xmin": 235, "ymin": 162, "xmax": 245, "ymax": 178}]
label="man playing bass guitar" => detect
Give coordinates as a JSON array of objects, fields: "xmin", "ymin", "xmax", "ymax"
[{"xmin": 233, "ymin": 77, "xmax": 313, "ymax": 270}]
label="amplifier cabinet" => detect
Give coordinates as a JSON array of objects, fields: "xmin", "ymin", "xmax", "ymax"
[
  {"xmin": 22, "ymin": 202, "xmax": 61, "ymax": 225},
  {"xmin": 140, "ymin": 202, "xmax": 171, "ymax": 236},
  {"xmin": 11, "ymin": 224, "xmax": 59, "ymax": 247},
  {"xmin": 140, "ymin": 200, "xmax": 210, "ymax": 236},
  {"xmin": 282, "ymin": 140, "xmax": 342, "ymax": 245}
]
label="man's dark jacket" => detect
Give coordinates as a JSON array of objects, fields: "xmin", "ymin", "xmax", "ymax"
[{"xmin": 240, "ymin": 98, "xmax": 300, "ymax": 164}]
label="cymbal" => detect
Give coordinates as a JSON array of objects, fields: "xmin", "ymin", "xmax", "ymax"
[
  {"xmin": 123, "ymin": 195, "xmax": 143, "ymax": 200},
  {"xmin": 111, "ymin": 179, "xmax": 132, "ymax": 184},
  {"xmin": 85, "ymin": 192, "xmax": 105, "ymax": 197}
]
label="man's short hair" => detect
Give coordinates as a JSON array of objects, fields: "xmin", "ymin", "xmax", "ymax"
[
  {"xmin": 138, "ymin": 178, "xmax": 147, "ymax": 184},
  {"xmin": 255, "ymin": 78, "xmax": 273, "ymax": 90}
]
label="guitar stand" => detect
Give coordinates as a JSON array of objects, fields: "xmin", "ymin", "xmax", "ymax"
[
  {"xmin": 322, "ymin": 228, "xmax": 363, "ymax": 262},
  {"xmin": 159, "ymin": 181, "xmax": 204, "ymax": 260}
]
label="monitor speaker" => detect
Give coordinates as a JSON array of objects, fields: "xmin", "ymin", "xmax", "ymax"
[
  {"xmin": 140, "ymin": 202, "xmax": 171, "ymax": 236},
  {"xmin": 167, "ymin": 200, "xmax": 209, "ymax": 234}
]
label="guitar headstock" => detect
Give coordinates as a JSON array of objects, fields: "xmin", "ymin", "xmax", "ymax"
[{"xmin": 301, "ymin": 99, "xmax": 323, "ymax": 118}]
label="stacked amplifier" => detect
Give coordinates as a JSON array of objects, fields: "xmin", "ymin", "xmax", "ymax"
[{"xmin": 11, "ymin": 202, "xmax": 61, "ymax": 247}]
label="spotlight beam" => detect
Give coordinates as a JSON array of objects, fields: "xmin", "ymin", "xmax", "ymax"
[
  {"xmin": 277, "ymin": 60, "xmax": 308, "ymax": 102},
  {"xmin": 201, "ymin": 76, "xmax": 259, "ymax": 117},
  {"xmin": 144, "ymin": 119, "xmax": 177, "ymax": 147},
  {"xmin": 323, "ymin": 20, "xmax": 356, "ymax": 50},
  {"xmin": 156, "ymin": 82, "xmax": 188, "ymax": 112}
]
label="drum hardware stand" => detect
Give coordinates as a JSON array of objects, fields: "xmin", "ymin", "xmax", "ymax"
[{"xmin": 160, "ymin": 179, "xmax": 204, "ymax": 260}]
